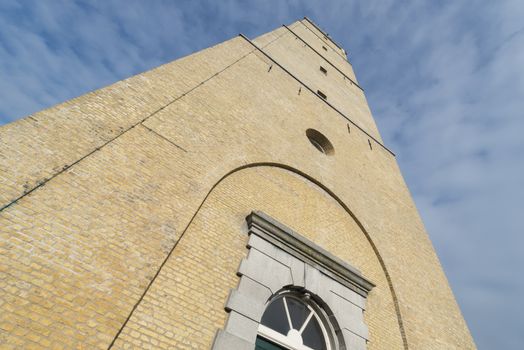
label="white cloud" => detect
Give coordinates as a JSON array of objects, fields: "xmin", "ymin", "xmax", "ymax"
[{"xmin": 343, "ymin": 1, "xmax": 524, "ymax": 348}]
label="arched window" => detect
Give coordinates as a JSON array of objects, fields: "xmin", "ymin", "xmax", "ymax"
[
  {"xmin": 212, "ymin": 211, "xmax": 374, "ymax": 350},
  {"xmin": 256, "ymin": 292, "xmax": 332, "ymax": 350}
]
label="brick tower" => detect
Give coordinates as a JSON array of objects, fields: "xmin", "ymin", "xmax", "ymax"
[{"xmin": 0, "ymin": 18, "xmax": 475, "ymax": 349}]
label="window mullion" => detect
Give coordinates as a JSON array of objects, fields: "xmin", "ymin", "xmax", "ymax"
[
  {"xmin": 298, "ymin": 310, "xmax": 314, "ymax": 335},
  {"xmin": 283, "ymin": 297, "xmax": 294, "ymax": 330}
]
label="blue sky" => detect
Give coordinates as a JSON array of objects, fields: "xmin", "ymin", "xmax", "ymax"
[{"xmin": 1, "ymin": 1, "xmax": 523, "ymax": 348}]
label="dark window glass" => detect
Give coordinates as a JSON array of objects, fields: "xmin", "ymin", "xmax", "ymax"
[
  {"xmin": 286, "ymin": 297, "xmax": 310, "ymax": 330},
  {"xmin": 302, "ymin": 316, "xmax": 327, "ymax": 350},
  {"xmin": 255, "ymin": 336, "xmax": 288, "ymax": 350},
  {"xmin": 260, "ymin": 298, "xmax": 289, "ymax": 335}
]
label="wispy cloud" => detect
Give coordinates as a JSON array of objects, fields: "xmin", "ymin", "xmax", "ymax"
[
  {"xmin": 1, "ymin": 1, "xmax": 522, "ymax": 348},
  {"xmin": 343, "ymin": 1, "xmax": 524, "ymax": 348}
]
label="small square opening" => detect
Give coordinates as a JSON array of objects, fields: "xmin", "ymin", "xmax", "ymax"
[
  {"xmin": 322, "ymin": 45, "xmax": 328, "ymax": 51},
  {"xmin": 319, "ymin": 66, "xmax": 327, "ymax": 75},
  {"xmin": 317, "ymin": 90, "xmax": 327, "ymax": 100}
]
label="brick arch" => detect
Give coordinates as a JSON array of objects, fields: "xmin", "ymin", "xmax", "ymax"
[{"xmin": 108, "ymin": 162, "xmax": 408, "ymax": 350}]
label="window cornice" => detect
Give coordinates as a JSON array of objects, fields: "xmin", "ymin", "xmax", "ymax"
[{"xmin": 247, "ymin": 211, "xmax": 375, "ymax": 297}]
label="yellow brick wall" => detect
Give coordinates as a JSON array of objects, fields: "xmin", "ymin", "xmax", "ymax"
[
  {"xmin": 295, "ymin": 19, "xmax": 358, "ymax": 84},
  {"xmin": 0, "ymin": 20, "xmax": 475, "ymax": 349},
  {"xmin": 112, "ymin": 166, "xmax": 404, "ymax": 349},
  {"xmin": 0, "ymin": 37, "xmax": 255, "ymax": 209},
  {"xmin": 254, "ymin": 23, "xmax": 383, "ymax": 142}
]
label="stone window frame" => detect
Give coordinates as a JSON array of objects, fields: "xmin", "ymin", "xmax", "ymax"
[{"xmin": 212, "ymin": 211, "xmax": 375, "ymax": 350}]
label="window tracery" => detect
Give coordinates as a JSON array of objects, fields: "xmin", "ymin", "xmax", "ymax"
[{"xmin": 257, "ymin": 293, "xmax": 331, "ymax": 350}]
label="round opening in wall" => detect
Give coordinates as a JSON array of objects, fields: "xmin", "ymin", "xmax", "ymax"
[{"xmin": 306, "ymin": 129, "xmax": 334, "ymax": 155}]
